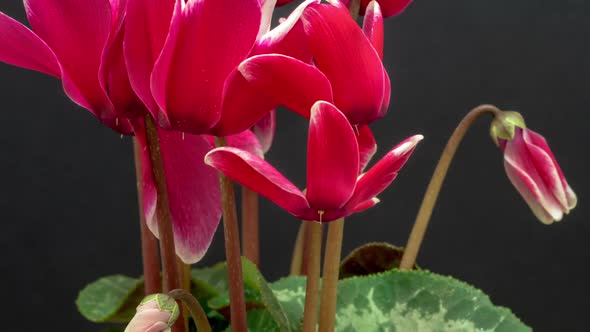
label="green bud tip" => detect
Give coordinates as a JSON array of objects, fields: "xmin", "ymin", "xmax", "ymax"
[
  {"xmin": 141, "ymin": 294, "xmax": 180, "ymax": 326},
  {"xmin": 489, "ymin": 111, "xmax": 526, "ymax": 145}
]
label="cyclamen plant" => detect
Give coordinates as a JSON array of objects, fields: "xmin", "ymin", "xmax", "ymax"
[{"xmin": 0, "ymin": 0, "xmax": 577, "ymax": 331}]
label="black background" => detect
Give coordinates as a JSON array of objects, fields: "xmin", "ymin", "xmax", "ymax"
[{"xmin": 1, "ymin": 1, "xmax": 588, "ymax": 331}]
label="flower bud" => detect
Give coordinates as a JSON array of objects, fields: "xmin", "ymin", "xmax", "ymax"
[
  {"xmin": 124, "ymin": 294, "xmax": 180, "ymax": 332},
  {"xmin": 489, "ymin": 111, "xmax": 526, "ymax": 146},
  {"xmin": 499, "ymin": 127, "xmax": 577, "ymax": 224}
]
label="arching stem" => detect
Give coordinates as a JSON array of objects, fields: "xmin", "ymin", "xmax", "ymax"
[
  {"xmin": 169, "ymin": 289, "xmax": 212, "ymax": 332},
  {"xmin": 399, "ymin": 104, "xmax": 502, "ymax": 270}
]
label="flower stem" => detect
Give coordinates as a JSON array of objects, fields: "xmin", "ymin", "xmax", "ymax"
[
  {"xmin": 289, "ymin": 222, "xmax": 306, "ymax": 275},
  {"xmin": 215, "ymin": 137, "xmax": 248, "ymax": 332},
  {"xmin": 177, "ymin": 257, "xmax": 192, "ymax": 331},
  {"xmin": 318, "ymin": 218, "xmax": 344, "ymax": 332},
  {"xmin": 143, "ymin": 115, "xmax": 185, "ymax": 332},
  {"xmin": 302, "ymin": 221, "xmax": 323, "ymax": 332},
  {"xmin": 241, "ymin": 186, "xmax": 260, "ymax": 266},
  {"xmin": 349, "ymin": 0, "xmax": 361, "ymax": 20},
  {"xmin": 399, "ymin": 104, "xmax": 502, "ymax": 270},
  {"xmin": 133, "ymin": 137, "xmax": 161, "ymax": 295},
  {"xmin": 169, "ymin": 289, "xmax": 212, "ymax": 332}
]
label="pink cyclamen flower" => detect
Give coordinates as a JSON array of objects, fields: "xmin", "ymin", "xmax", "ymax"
[
  {"xmin": 145, "ymin": 0, "xmax": 262, "ymax": 134},
  {"xmin": 211, "ymin": 0, "xmax": 389, "ymax": 136},
  {"xmin": 0, "ymin": 0, "xmax": 133, "ymax": 133},
  {"xmin": 124, "ymin": 294, "xmax": 179, "ymax": 332},
  {"xmin": 499, "ymin": 127, "xmax": 577, "ymax": 224},
  {"xmin": 206, "ymin": 101, "xmax": 422, "ymax": 222}
]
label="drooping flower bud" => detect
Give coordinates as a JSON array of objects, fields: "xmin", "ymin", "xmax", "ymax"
[
  {"xmin": 124, "ymin": 294, "xmax": 180, "ymax": 332},
  {"xmin": 496, "ymin": 126, "xmax": 577, "ymax": 224}
]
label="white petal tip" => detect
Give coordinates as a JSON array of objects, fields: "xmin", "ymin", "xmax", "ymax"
[{"xmin": 392, "ymin": 134, "xmax": 424, "ymax": 156}]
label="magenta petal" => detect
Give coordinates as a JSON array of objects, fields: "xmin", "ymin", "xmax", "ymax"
[
  {"xmin": 212, "ymin": 54, "xmax": 333, "ymax": 136},
  {"xmin": 362, "ymin": 0, "xmax": 384, "ymax": 60},
  {"xmin": 24, "ymin": 0, "xmax": 113, "ymax": 115},
  {"xmin": 251, "ymin": 110, "xmax": 276, "ymax": 154},
  {"xmin": 151, "ymin": 0, "xmax": 261, "ymax": 134},
  {"xmin": 523, "ymin": 129, "xmax": 577, "ymax": 211},
  {"xmin": 100, "ymin": 21, "xmax": 146, "ymax": 119},
  {"xmin": 0, "ymin": 12, "xmax": 60, "ymax": 77},
  {"xmin": 203, "ymin": 131, "xmax": 263, "ymax": 157},
  {"xmin": 125, "ymin": 0, "xmax": 175, "ymax": 118},
  {"xmin": 205, "ymin": 147, "xmax": 310, "ymax": 215},
  {"xmin": 352, "ymin": 197, "xmax": 380, "ymax": 213},
  {"xmin": 252, "ymin": 0, "xmax": 319, "ymax": 62},
  {"xmin": 302, "ymin": 3, "xmax": 385, "ymax": 125},
  {"xmin": 357, "ymin": 125, "xmax": 377, "ymax": 172},
  {"xmin": 504, "ymin": 160, "xmax": 556, "ymax": 225},
  {"xmin": 306, "ymin": 101, "xmax": 359, "ymax": 210},
  {"xmin": 225, "ymin": 131, "xmax": 264, "ymax": 159},
  {"xmin": 346, "ymin": 135, "xmax": 422, "ymax": 210},
  {"xmin": 134, "ymin": 122, "xmax": 222, "ymax": 263},
  {"xmin": 504, "ymin": 131, "xmax": 565, "ymax": 223}
]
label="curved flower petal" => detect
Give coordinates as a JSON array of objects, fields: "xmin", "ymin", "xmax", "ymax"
[
  {"xmin": 252, "ymin": 0, "xmax": 319, "ymax": 62},
  {"xmin": 357, "ymin": 125, "xmax": 377, "ymax": 172},
  {"xmin": 379, "ymin": 69, "xmax": 391, "ymax": 118},
  {"xmin": 504, "ymin": 160, "xmax": 557, "ymax": 225},
  {"xmin": 360, "ymin": 0, "xmax": 413, "ymax": 18},
  {"xmin": 151, "ymin": 0, "xmax": 261, "ymax": 134},
  {"xmin": 24, "ymin": 0, "xmax": 113, "ymax": 116},
  {"xmin": 523, "ymin": 129, "xmax": 577, "ymax": 211},
  {"xmin": 125, "ymin": 0, "xmax": 175, "ymax": 118},
  {"xmin": 251, "ymin": 110, "xmax": 276, "ymax": 154},
  {"xmin": 205, "ymin": 147, "xmax": 310, "ymax": 215},
  {"xmin": 346, "ymin": 135, "xmax": 422, "ymax": 210},
  {"xmin": 302, "ymin": 2, "xmax": 385, "ymax": 125},
  {"xmin": 100, "ymin": 20, "xmax": 146, "ymax": 119},
  {"xmin": 0, "ymin": 12, "xmax": 60, "ymax": 77},
  {"xmin": 134, "ymin": 121, "xmax": 222, "ymax": 264},
  {"xmin": 212, "ymin": 54, "xmax": 333, "ymax": 136},
  {"xmin": 306, "ymin": 101, "xmax": 359, "ymax": 210},
  {"xmin": 352, "ymin": 197, "xmax": 380, "ymax": 213},
  {"xmin": 504, "ymin": 130, "xmax": 565, "ymax": 223},
  {"xmin": 204, "ymin": 130, "xmax": 264, "ymax": 158},
  {"xmin": 362, "ymin": 0, "xmax": 384, "ymax": 60}
]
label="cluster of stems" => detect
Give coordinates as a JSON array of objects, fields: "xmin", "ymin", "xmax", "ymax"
[{"xmin": 135, "ymin": 99, "xmax": 504, "ymax": 332}]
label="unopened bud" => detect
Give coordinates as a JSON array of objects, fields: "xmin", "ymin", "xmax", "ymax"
[{"xmin": 124, "ymin": 294, "xmax": 179, "ymax": 332}]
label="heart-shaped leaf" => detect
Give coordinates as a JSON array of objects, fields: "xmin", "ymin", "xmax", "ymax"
[
  {"xmin": 76, "ymin": 275, "xmax": 144, "ymax": 323},
  {"xmin": 339, "ymin": 242, "xmax": 418, "ymax": 279},
  {"xmin": 230, "ymin": 270, "xmax": 531, "ymax": 331}
]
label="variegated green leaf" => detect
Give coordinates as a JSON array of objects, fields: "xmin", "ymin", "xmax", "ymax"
[{"xmin": 232, "ymin": 270, "xmax": 531, "ymax": 332}]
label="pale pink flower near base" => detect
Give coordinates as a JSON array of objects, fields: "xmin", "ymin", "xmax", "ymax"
[{"xmin": 124, "ymin": 294, "xmax": 179, "ymax": 332}]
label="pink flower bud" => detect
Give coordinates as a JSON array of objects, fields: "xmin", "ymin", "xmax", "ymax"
[
  {"xmin": 124, "ymin": 294, "xmax": 179, "ymax": 332},
  {"xmin": 499, "ymin": 127, "xmax": 577, "ymax": 224}
]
